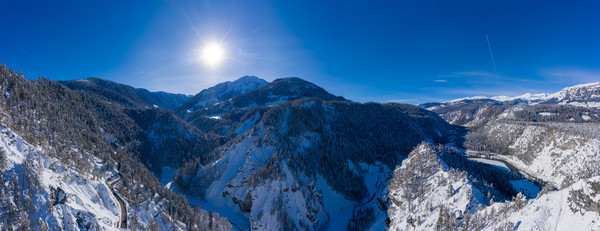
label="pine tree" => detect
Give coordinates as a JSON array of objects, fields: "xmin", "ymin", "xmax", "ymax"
[
  {"xmin": 513, "ymin": 192, "xmax": 527, "ymax": 210},
  {"xmin": 447, "ymin": 185, "xmax": 454, "ymax": 199}
]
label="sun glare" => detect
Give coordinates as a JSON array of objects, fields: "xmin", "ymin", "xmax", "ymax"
[{"xmin": 201, "ymin": 43, "xmax": 225, "ymax": 68}]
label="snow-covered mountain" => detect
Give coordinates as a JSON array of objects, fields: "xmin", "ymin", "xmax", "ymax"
[
  {"xmin": 421, "ymin": 82, "xmax": 600, "ymax": 110},
  {"xmin": 176, "ymin": 76, "xmax": 268, "ymax": 116},
  {"xmin": 424, "ymin": 96, "xmax": 600, "ymax": 189},
  {"xmin": 3, "ymin": 59, "xmax": 600, "ymax": 231},
  {"xmin": 541, "ymin": 82, "xmax": 600, "ymax": 107},
  {"xmin": 408, "ymin": 82, "xmax": 600, "ymax": 230},
  {"xmin": 0, "ymin": 125, "xmax": 202, "ymax": 230},
  {"xmin": 181, "ymin": 77, "xmax": 346, "ymax": 136},
  {"xmin": 0, "ymin": 64, "xmax": 231, "ymax": 230},
  {"xmin": 174, "ymin": 99, "xmax": 454, "ymax": 230},
  {"xmin": 387, "ymin": 143, "xmax": 600, "ymax": 231},
  {"xmin": 184, "ymin": 77, "xmax": 345, "ymax": 120}
]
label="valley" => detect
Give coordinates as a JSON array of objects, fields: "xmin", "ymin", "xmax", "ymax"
[{"xmin": 0, "ymin": 63, "xmax": 598, "ymax": 230}]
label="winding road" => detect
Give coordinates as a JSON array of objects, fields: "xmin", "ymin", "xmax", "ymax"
[{"xmin": 108, "ymin": 173, "xmax": 127, "ymax": 229}]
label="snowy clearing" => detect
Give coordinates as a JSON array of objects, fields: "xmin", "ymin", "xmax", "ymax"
[{"xmin": 469, "ymin": 158, "xmax": 510, "ymax": 171}]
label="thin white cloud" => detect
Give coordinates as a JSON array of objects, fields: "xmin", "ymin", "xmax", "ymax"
[
  {"xmin": 433, "ymin": 79, "xmax": 448, "ymax": 83},
  {"xmin": 541, "ymin": 68, "xmax": 600, "ymax": 84}
]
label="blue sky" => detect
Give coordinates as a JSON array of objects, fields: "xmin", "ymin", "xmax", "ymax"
[{"xmin": 1, "ymin": 0, "xmax": 600, "ymax": 103}]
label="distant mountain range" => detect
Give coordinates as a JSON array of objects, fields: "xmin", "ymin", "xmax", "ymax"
[{"xmin": 421, "ymin": 82, "xmax": 600, "ymax": 110}]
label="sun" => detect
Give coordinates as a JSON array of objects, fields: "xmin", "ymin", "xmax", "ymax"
[{"xmin": 200, "ymin": 43, "xmax": 225, "ymax": 68}]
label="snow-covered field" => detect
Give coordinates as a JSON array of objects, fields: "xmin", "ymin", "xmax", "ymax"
[
  {"xmin": 469, "ymin": 158, "xmax": 510, "ymax": 171},
  {"xmin": 490, "ymin": 176, "xmax": 600, "ymax": 230}
]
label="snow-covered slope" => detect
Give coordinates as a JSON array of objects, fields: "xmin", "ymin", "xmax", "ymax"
[
  {"xmin": 387, "ymin": 144, "xmax": 486, "ymax": 231},
  {"xmin": 488, "ymin": 176, "xmax": 600, "ymax": 230},
  {"xmin": 0, "ymin": 126, "xmax": 190, "ymax": 230},
  {"xmin": 482, "ymin": 122, "xmax": 600, "ymax": 188},
  {"xmin": 387, "ymin": 143, "xmax": 600, "ymax": 231},
  {"xmin": 424, "ymin": 83, "xmax": 600, "ymax": 192},
  {"xmin": 543, "ymin": 82, "xmax": 600, "ymax": 107},
  {"xmin": 438, "ymin": 104, "xmax": 600, "ymax": 189},
  {"xmin": 0, "ymin": 64, "xmax": 232, "ymax": 231},
  {"xmin": 174, "ymin": 99, "xmax": 454, "ymax": 230},
  {"xmin": 185, "ymin": 77, "xmax": 345, "ymax": 120},
  {"xmin": 176, "ymin": 76, "xmax": 268, "ymax": 115}
]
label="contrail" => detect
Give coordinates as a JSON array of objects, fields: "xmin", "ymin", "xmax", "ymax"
[{"xmin": 485, "ymin": 33, "xmax": 498, "ymax": 75}]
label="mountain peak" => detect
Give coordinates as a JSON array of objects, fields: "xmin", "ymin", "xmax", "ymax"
[
  {"xmin": 175, "ymin": 76, "xmax": 268, "ymax": 115},
  {"xmin": 235, "ymin": 75, "xmax": 266, "ymax": 83}
]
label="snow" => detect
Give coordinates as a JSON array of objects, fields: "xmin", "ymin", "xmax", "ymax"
[
  {"xmin": 233, "ymin": 113, "xmax": 260, "ymax": 135},
  {"xmin": 196, "ymin": 128, "xmax": 276, "ymax": 230},
  {"xmin": 388, "ymin": 144, "xmax": 600, "ymax": 231},
  {"xmin": 568, "ymin": 101, "xmax": 600, "ymax": 108},
  {"xmin": 502, "ymin": 123, "xmax": 600, "ymax": 188},
  {"xmin": 0, "ymin": 126, "xmax": 188, "ymax": 231},
  {"xmin": 448, "ymin": 96, "xmax": 489, "ymax": 103},
  {"xmin": 582, "ymin": 115, "xmax": 591, "ymax": 120},
  {"xmin": 494, "ymin": 176, "xmax": 600, "ymax": 230},
  {"xmin": 539, "ymin": 112, "xmax": 556, "ymax": 116},
  {"xmin": 315, "ymin": 176, "xmax": 355, "ymax": 230},
  {"xmin": 469, "ymin": 158, "xmax": 510, "ymax": 171},
  {"xmin": 436, "ymin": 82, "xmax": 600, "ymax": 110},
  {"xmin": 492, "ymin": 93, "xmax": 549, "ymax": 102},
  {"xmin": 0, "ymin": 126, "xmax": 122, "ymax": 230},
  {"xmin": 388, "ymin": 144, "xmax": 486, "ymax": 231}
]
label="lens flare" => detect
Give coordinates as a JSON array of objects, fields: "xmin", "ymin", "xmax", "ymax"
[{"xmin": 201, "ymin": 43, "xmax": 225, "ymax": 68}]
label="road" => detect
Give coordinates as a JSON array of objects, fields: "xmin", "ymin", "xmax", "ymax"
[{"xmin": 108, "ymin": 174, "xmax": 127, "ymax": 229}]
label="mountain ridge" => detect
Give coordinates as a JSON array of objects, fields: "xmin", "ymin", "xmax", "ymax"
[
  {"xmin": 59, "ymin": 77, "xmax": 191, "ymax": 110},
  {"xmin": 421, "ymin": 82, "xmax": 600, "ymax": 110},
  {"xmin": 175, "ymin": 75, "xmax": 268, "ymax": 116}
]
